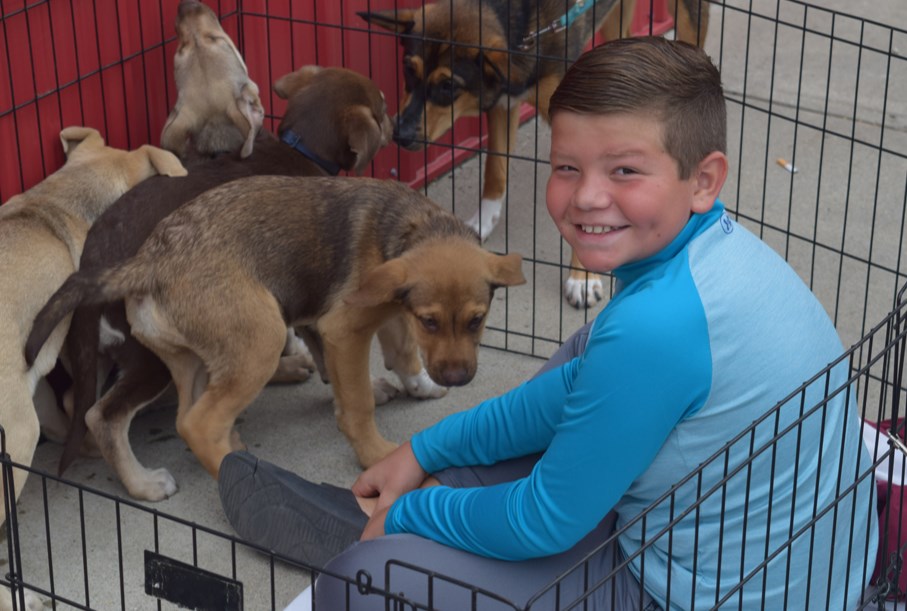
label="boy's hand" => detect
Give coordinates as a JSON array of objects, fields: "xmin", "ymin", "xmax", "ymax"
[
  {"xmin": 360, "ymin": 505, "xmax": 390, "ymax": 541},
  {"xmin": 352, "ymin": 441, "xmax": 429, "ymax": 514}
]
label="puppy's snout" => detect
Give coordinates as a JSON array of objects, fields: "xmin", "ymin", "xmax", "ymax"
[
  {"xmin": 392, "ymin": 123, "xmax": 420, "ymax": 151},
  {"xmin": 177, "ymin": 0, "xmax": 203, "ymax": 18},
  {"xmin": 433, "ymin": 363, "xmax": 474, "ymax": 388}
]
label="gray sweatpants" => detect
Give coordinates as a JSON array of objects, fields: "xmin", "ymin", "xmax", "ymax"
[{"xmin": 313, "ymin": 323, "xmax": 659, "ymax": 610}]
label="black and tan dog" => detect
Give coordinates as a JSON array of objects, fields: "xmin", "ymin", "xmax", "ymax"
[
  {"xmin": 359, "ymin": 0, "xmax": 708, "ymax": 308},
  {"xmin": 26, "ymin": 176, "xmax": 525, "ymax": 487},
  {"xmin": 24, "ymin": 66, "xmax": 395, "ymax": 502}
]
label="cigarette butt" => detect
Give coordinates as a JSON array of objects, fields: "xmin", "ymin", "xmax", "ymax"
[{"xmin": 776, "ymin": 158, "xmax": 798, "ymax": 173}]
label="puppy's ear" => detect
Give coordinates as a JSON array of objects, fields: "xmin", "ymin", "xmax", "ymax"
[
  {"xmin": 138, "ymin": 145, "xmax": 188, "ymax": 177},
  {"xmin": 345, "ymin": 259, "xmax": 409, "ymax": 307},
  {"xmin": 357, "ymin": 9, "xmax": 416, "ymax": 34},
  {"xmin": 344, "ymin": 106, "xmax": 386, "ymax": 174},
  {"xmin": 59, "ymin": 126, "xmax": 104, "ymax": 157},
  {"xmin": 485, "ymin": 251, "xmax": 526, "ymax": 288},
  {"xmin": 236, "ymin": 81, "xmax": 265, "ymax": 158},
  {"xmin": 274, "ymin": 66, "xmax": 323, "ymax": 100}
]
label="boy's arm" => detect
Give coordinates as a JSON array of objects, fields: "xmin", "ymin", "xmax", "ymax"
[
  {"xmin": 385, "ymin": 286, "xmax": 712, "ymax": 559},
  {"xmin": 410, "ymin": 360, "xmax": 581, "ymax": 473}
]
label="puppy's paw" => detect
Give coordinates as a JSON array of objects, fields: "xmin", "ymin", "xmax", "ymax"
[
  {"xmin": 564, "ymin": 274, "xmax": 604, "ymax": 309},
  {"xmin": 398, "ymin": 369, "xmax": 448, "ymax": 399},
  {"xmin": 131, "ymin": 468, "xmax": 178, "ymax": 502},
  {"xmin": 371, "ymin": 377, "xmax": 401, "ymax": 405},
  {"xmin": 465, "ymin": 196, "xmax": 503, "ymax": 242},
  {"xmin": 270, "ymin": 354, "xmax": 314, "ymax": 384}
]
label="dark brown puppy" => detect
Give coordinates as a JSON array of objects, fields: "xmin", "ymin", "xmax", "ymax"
[
  {"xmin": 25, "ymin": 66, "xmax": 393, "ymax": 501},
  {"xmin": 28, "ymin": 176, "xmax": 526, "ymax": 490},
  {"xmin": 359, "ymin": 0, "xmax": 708, "ymax": 309}
]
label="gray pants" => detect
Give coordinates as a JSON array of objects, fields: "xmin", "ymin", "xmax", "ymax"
[{"xmin": 314, "ymin": 323, "xmax": 658, "ymax": 610}]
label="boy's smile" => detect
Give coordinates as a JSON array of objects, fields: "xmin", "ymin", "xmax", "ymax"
[{"xmin": 546, "ymin": 111, "xmax": 723, "ymax": 273}]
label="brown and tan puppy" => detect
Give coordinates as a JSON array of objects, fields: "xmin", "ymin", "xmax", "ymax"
[
  {"xmin": 359, "ymin": 0, "xmax": 708, "ymax": 309},
  {"xmin": 24, "ymin": 66, "xmax": 394, "ymax": 502},
  {"xmin": 26, "ymin": 176, "xmax": 526, "ymax": 485},
  {"xmin": 160, "ymin": 0, "xmax": 264, "ymax": 159},
  {"xmin": 0, "ymin": 126, "xmax": 185, "ymax": 611}
]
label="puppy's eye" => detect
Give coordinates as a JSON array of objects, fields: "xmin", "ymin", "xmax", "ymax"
[
  {"xmin": 467, "ymin": 314, "xmax": 484, "ymax": 332},
  {"xmin": 430, "ymin": 79, "xmax": 458, "ymax": 106},
  {"xmin": 420, "ymin": 316, "xmax": 440, "ymax": 334}
]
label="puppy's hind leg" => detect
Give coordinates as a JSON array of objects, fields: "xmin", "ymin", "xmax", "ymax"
[
  {"xmin": 175, "ymin": 302, "xmax": 286, "ymax": 479},
  {"xmin": 86, "ymin": 346, "xmax": 176, "ymax": 501},
  {"xmin": 377, "ymin": 315, "xmax": 446, "ymax": 400}
]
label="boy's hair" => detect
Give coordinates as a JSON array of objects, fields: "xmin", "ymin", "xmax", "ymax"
[{"xmin": 549, "ymin": 37, "xmax": 726, "ymax": 179}]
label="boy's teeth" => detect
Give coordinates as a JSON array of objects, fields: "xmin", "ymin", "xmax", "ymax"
[{"xmin": 582, "ymin": 225, "xmax": 615, "ymax": 234}]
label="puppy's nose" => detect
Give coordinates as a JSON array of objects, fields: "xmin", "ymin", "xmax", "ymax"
[
  {"xmin": 437, "ymin": 365, "xmax": 473, "ymax": 387},
  {"xmin": 392, "ymin": 129, "xmax": 416, "ymax": 150}
]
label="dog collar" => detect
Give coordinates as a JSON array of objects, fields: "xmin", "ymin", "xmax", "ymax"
[
  {"xmin": 519, "ymin": 0, "xmax": 600, "ymax": 50},
  {"xmin": 280, "ymin": 130, "xmax": 341, "ymax": 176}
]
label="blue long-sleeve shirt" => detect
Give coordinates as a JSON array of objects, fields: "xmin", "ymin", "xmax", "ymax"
[{"xmin": 386, "ymin": 202, "xmax": 876, "ymax": 609}]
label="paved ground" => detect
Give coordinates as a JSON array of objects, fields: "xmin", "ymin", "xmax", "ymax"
[{"xmin": 5, "ymin": 1, "xmax": 906, "ymax": 609}]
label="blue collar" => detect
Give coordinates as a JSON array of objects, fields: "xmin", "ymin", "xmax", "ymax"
[{"xmin": 280, "ymin": 130, "xmax": 341, "ymax": 176}]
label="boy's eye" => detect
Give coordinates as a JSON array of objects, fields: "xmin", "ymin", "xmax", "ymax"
[
  {"xmin": 555, "ymin": 164, "xmax": 578, "ymax": 173},
  {"xmin": 614, "ymin": 167, "xmax": 637, "ymax": 176}
]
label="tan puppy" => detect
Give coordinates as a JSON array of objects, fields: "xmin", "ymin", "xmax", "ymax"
[
  {"xmin": 26, "ymin": 176, "xmax": 525, "ymax": 482},
  {"xmin": 160, "ymin": 0, "xmax": 264, "ymax": 159},
  {"xmin": 0, "ymin": 126, "xmax": 185, "ymax": 611}
]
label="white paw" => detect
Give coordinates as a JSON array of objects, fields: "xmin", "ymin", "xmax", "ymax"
[
  {"xmin": 371, "ymin": 377, "xmax": 401, "ymax": 405},
  {"xmin": 465, "ymin": 197, "xmax": 503, "ymax": 242},
  {"xmin": 397, "ymin": 369, "xmax": 448, "ymax": 399},
  {"xmin": 130, "ymin": 467, "xmax": 178, "ymax": 501},
  {"xmin": 564, "ymin": 275, "xmax": 604, "ymax": 309}
]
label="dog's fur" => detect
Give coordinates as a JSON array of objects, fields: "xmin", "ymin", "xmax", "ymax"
[
  {"xmin": 0, "ymin": 127, "xmax": 185, "ymax": 611},
  {"xmin": 360, "ymin": 0, "xmax": 708, "ymax": 309},
  {"xmin": 160, "ymin": 0, "xmax": 265, "ymax": 159},
  {"xmin": 26, "ymin": 176, "xmax": 526, "ymax": 485},
  {"xmin": 24, "ymin": 66, "xmax": 394, "ymax": 501}
]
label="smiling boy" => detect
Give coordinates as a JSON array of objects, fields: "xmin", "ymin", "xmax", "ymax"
[{"xmin": 220, "ymin": 37, "xmax": 877, "ymax": 610}]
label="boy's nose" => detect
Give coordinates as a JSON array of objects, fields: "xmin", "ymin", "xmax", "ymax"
[{"xmin": 573, "ymin": 177, "xmax": 609, "ymax": 210}]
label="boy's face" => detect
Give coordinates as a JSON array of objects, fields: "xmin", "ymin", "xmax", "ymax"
[{"xmin": 547, "ymin": 111, "xmax": 717, "ymax": 273}]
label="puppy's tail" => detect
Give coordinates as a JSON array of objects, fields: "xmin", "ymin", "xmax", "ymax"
[{"xmin": 25, "ymin": 262, "xmax": 152, "ymax": 367}]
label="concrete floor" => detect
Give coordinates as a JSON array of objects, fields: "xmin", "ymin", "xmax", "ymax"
[{"xmin": 4, "ymin": 0, "xmax": 907, "ymax": 609}]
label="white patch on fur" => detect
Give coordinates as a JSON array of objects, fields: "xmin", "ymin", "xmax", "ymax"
[
  {"xmin": 564, "ymin": 275, "xmax": 605, "ymax": 309},
  {"xmin": 99, "ymin": 315, "xmax": 126, "ymax": 350},
  {"xmin": 396, "ymin": 368, "xmax": 447, "ymax": 399},
  {"xmin": 284, "ymin": 328, "xmax": 311, "ymax": 358},
  {"xmin": 465, "ymin": 195, "xmax": 504, "ymax": 242}
]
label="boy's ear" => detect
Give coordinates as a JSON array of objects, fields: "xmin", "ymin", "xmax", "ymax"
[{"xmin": 691, "ymin": 151, "xmax": 729, "ymax": 214}]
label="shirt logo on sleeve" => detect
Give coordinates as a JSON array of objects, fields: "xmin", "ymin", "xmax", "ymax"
[{"xmin": 720, "ymin": 214, "xmax": 734, "ymax": 234}]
